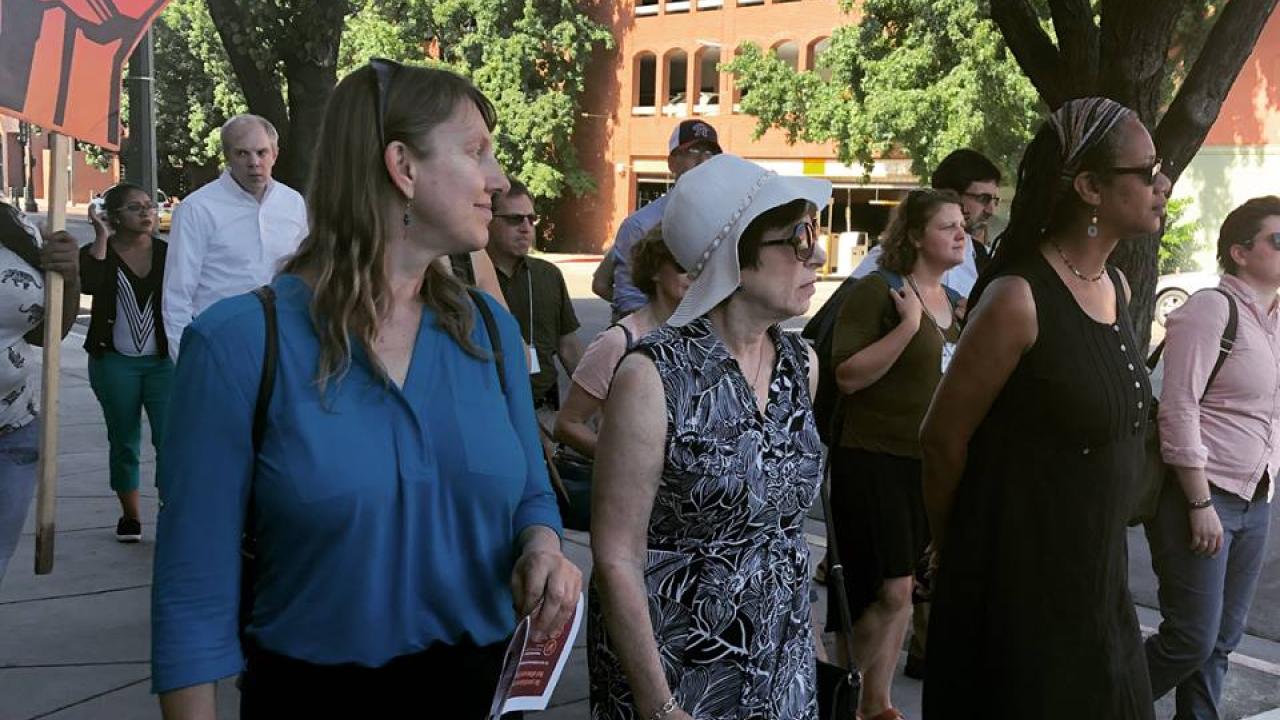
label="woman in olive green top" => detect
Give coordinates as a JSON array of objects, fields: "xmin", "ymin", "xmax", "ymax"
[{"xmin": 828, "ymin": 189, "xmax": 966, "ymax": 720}]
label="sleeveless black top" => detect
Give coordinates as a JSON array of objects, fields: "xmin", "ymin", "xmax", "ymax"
[{"xmin": 924, "ymin": 252, "xmax": 1156, "ymax": 720}]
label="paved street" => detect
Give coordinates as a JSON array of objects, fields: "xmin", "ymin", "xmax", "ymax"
[{"xmin": 0, "ymin": 221, "xmax": 1276, "ymax": 718}]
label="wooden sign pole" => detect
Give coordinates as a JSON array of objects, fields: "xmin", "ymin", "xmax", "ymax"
[{"xmin": 34, "ymin": 132, "xmax": 70, "ymax": 575}]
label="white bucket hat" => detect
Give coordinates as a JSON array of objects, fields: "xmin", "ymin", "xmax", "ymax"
[{"xmin": 662, "ymin": 154, "xmax": 832, "ymax": 327}]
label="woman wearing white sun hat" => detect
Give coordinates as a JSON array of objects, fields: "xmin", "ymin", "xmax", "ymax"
[{"xmin": 588, "ymin": 154, "xmax": 832, "ymax": 720}]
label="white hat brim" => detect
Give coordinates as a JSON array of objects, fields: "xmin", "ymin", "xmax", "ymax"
[{"xmin": 666, "ymin": 174, "xmax": 832, "ymax": 327}]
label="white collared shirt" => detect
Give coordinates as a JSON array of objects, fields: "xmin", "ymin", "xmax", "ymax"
[
  {"xmin": 162, "ymin": 172, "xmax": 307, "ymax": 359},
  {"xmin": 849, "ymin": 233, "xmax": 981, "ymax": 297}
]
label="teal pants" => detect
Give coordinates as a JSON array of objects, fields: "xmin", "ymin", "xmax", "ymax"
[{"xmin": 87, "ymin": 353, "xmax": 174, "ymax": 493}]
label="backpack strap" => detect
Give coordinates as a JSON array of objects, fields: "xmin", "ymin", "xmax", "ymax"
[
  {"xmin": 1202, "ymin": 287, "xmax": 1238, "ymax": 399},
  {"xmin": 241, "ymin": 285, "xmax": 278, "ymax": 641},
  {"xmin": 1145, "ymin": 287, "xmax": 1238, "ymax": 400},
  {"xmin": 468, "ymin": 287, "xmax": 507, "ymax": 394},
  {"xmin": 250, "ymin": 286, "xmax": 278, "ymax": 453}
]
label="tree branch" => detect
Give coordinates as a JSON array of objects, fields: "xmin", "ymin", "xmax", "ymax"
[
  {"xmin": 1046, "ymin": 0, "xmax": 1099, "ymax": 95},
  {"xmin": 1097, "ymin": 0, "xmax": 1188, "ymax": 125},
  {"xmin": 1155, "ymin": 0, "xmax": 1280, "ymax": 183},
  {"xmin": 990, "ymin": 0, "xmax": 1067, "ymax": 108},
  {"xmin": 204, "ymin": 0, "xmax": 290, "ymax": 142}
]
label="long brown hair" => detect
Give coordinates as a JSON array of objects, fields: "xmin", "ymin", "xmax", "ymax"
[{"xmin": 285, "ymin": 64, "xmax": 497, "ymax": 390}]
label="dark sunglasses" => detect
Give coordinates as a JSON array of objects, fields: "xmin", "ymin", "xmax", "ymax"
[
  {"xmin": 370, "ymin": 57, "xmax": 404, "ymax": 148},
  {"xmin": 760, "ymin": 220, "xmax": 818, "ymax": 262},
  {"xmin": 496, "ymin": 213, "xmax": 539, "ymax": 227},
  {"xmin": 1243, "ymin": 232, "xmax": 1280, "ymax": 251},
  {"xmin": 1107, "ymin": 158, "xmax": 1163, "ymax": 185}
]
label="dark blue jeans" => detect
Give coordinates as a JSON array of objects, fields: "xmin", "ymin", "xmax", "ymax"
[
  {"xmin": 1144, "ymin": 477, "xmax": 1271, "ymax": 720},
  {"xmin": 0, "ymin": 422, "xmax": 39, "ymax": 584}
]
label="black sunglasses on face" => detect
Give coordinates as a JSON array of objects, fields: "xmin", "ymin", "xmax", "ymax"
[
  {"xmin": 760, "ymin": 220, "xmax": 818, "ymax": 262},
  {"xmin": 1107, "ymin": 158, "xmax": 1163, "ymax": 185},
  {"xmin": 1244, "ymin": 232, "xmax": 1280, "ymax": 251},
  {"xmin": 496, "ymin": 213, "xmax": 539, "ymax": 227},
  {"xmin": 370, "ymin": 57, "xmax": 404, "ymax": 149}
]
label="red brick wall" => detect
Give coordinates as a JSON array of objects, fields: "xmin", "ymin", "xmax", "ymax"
[{"xmin": 1202, "ymin": 8, "xmax": 1280, "ymax": 147}]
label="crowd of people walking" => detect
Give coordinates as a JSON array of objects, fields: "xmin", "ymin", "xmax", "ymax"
[{"xmin": 0, "ymin": 56, "xmax": 1274, "ymax": 720}]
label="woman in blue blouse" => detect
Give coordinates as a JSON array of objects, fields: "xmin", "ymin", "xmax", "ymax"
[{"xmin": 151, "ymin": 61, "xmax": 580, "ymax": 718}]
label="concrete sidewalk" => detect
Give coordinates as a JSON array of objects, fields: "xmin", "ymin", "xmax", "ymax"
[{"xmin": 1, "ymin": 330, "xmax": 1277, "ymax": 719}]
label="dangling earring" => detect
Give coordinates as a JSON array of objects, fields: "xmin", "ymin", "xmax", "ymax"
[
  {"xmin": 403, "ymin": 199, "xmax": 412, "ymax": 227},
  {"xmin": 1087, "ymin": 209, "xmax": 1099, "ymax": 238}
]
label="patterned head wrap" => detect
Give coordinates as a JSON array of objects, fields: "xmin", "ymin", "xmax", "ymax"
[{"xmin": 1047, "ymin": 97, "xmax": 1135, "ymax": 180}]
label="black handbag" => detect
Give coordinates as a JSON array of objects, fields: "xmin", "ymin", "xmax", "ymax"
[
  {"xmin": 817, "ymin": 450, "xmax": 862, "ymax": 719},
  {"xmin": 552, "ymin": 447, "xmax": 593, "ymax": 532}
]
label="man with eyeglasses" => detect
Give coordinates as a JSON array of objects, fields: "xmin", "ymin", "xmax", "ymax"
[
  {"xmin": 592, "ymin": 119, "xmax": 722, "ymax": 320},
  {"xmin": 486, "ymin": 177, "xmax": 583, "ymax": 416},
  {"xmin": 161, "ymin": 114, "xmax": 307, "ymax": 360},
  {"xmin": 849, "ymin": 148, "xmax": 1003, "ymax": 298}
]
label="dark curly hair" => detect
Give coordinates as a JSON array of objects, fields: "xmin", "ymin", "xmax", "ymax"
[{"xmin": 101, "ymin": 182, "xmax": 148, "ymax": 230}]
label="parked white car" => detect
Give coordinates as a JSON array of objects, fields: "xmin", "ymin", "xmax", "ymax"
[{"xmin": 1155, "ymin": 270, "xmax": 1220, "ymax": 326}]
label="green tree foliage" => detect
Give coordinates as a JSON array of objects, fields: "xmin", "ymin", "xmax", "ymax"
[
  {"xmin": 351, "ymin": 0, "xmax": 614, "ymax": 201},
  {"xmin": 723, "ymin": 0, "xmax": 1043, "ymax": 179},
  {"xmin": 1159, "ymin": 197, "xmax": 1203, "ymax": 274}
]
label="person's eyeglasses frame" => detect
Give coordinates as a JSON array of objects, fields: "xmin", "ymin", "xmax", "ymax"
[
  {"xmin": 962, "ymin": 191, "xmax": 1001, "ymax": 209},
  {"xmin": 495, "ymin": 213, "xmax": 540, "ymax": 228},
  {"xmin": 1105, "ymin": 158, "xmax": 1163, "ymax": 186},
  {"xmin": 122, "ymin": 202, "xmax": 157, "ymax": 214},
  {"xmin": 759, "ymin": 219, "xmax": 818, "ymax": 262},
  {"xmin": 370, "ymin": 57, "xmax": 404, "ymax": 150}
]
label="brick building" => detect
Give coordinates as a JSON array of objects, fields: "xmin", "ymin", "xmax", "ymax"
[
  {"xmin": 558, "ymin": 1, "xmax": 1279, "ymax": 274},
  {"xmin": 559, "ymin": 0, "xmax": 915, "ymax": 272}
]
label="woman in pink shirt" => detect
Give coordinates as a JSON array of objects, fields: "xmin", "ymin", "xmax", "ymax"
[
  {"xmin": 553, "ymin": 231, "xmax": 689, "ymax": 458},
  {"xmin": 1146, "ymin": 196, "xmax": 1280, "ymax": 719}
]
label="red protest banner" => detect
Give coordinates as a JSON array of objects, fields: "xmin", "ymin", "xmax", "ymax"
[{"xmin": 0, "ymin": 0, "xmax": 169, "ymax": 149}]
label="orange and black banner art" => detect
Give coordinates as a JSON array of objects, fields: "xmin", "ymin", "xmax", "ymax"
[{"xmin": 0, "ymin": 0, "xmax": 170, "ymax": 150}]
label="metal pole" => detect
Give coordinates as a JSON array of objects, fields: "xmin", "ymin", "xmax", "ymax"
[
  {"xmin": 22, "ymin": 122, "xmax": 37, "ymax": 212},
  {"xmin": 125, "ymin": 30, "xmax": 157, "ymax": 200}
]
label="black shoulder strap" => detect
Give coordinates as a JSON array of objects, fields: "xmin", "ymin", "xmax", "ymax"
[
  {"xmin": 251, "ymin": 286, "xmax": 278, "ymax": 453},
  {"xmin": 468, "ymin": 288, "xmax": 507, "ymax": 395},
  {"xmin": 612, "ymin": 322, "xmax": 636, "ymax": 351},
  {"xmin": 1203, "ymin": 288, "xmax": 1238, "ymax": 398},
  {"xmin": 1145, "ymin": 287, "xmax": 1239, "ymax": 399}
]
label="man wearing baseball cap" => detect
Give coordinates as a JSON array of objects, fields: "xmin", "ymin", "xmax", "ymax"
[{"xmin": 592, "ymin": 119, "xmax": 721, "ymax": 320}]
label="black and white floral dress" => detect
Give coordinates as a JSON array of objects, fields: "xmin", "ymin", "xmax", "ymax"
[{"xmin": 588, "ymin": 317, "xmax": 823, "ymax": 720}]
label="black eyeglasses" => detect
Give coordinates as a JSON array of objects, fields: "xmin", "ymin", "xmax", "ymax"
[
  {"xmin": 1107, "ymin": 158, "xmax": 1163, "ymax": 185},
  {"xmin": 760, "ymin": 220, "xmax": 818, "ymax": 262},
  {"xmin": 496, "ymin": 213, "xmax": 539, "ymax": 227},
  {"xmin": 962, "ymin": 192, "xmax": 1000, "ymax": 208},
  {"xmin": 123, "ymin": 202, "xmax": 157, "ymax": 214},
  {"xmin": 370, "ymin": 57, "xmax": 404, "ymax": 149}
]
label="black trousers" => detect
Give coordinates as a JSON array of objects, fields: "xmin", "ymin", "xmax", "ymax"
[{"xmin": 240, "ymin": 639, "xmax": 520, "ymax": 719}]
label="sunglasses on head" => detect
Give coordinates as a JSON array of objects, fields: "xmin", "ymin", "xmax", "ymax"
[
  {"xmin": 760, "ymin": 220, "xmax": 818, "ymax": 262},
  {"xmin": 1106, "ymin": 158, "xmax": 1163, "ymax": 186},
  {"xmin": 370, "ymin": 57, "xmax": 404, "ymax": 149}
]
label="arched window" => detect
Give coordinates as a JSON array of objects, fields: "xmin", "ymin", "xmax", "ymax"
[
  {"xmin": 633, "ymin": 52, "xmax": 657, "ymax": 114},
  {"xmin": 694, "ymin": 47, "xmax": 721, "ymax": 114},
  {"xmin": 808, "ymin": 37, "xmax": 832, "ymax": 80},
  {"xmin": 663, "ymin": 49, "xmax": 689, "ymax": 116},
  {"xmin": 773, "ymin": 41, "xmax": 799, "ymax": 71}
]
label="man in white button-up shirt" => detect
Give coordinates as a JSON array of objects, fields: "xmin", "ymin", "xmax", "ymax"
[{"xmin": 162, "ymin": 114, "xmax": 308, "ymax": 359}]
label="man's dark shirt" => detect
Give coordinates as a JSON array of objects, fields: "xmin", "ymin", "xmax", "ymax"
[{"xmin": 493, "ymin": 255, "xmax": 580, "ymax": 404}]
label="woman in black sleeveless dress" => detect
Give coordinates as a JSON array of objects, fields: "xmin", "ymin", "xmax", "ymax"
[{"xmin": 919, "ymin": 98, "xmax": 1170, "ymax": 719}]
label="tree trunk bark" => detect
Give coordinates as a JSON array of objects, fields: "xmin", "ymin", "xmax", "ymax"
[
  {"xmin": 276, "ymin": 4, "xmax": 344, "ymax": 191},
  {"xmin": 204, "ymin": 0, "xmax": 290, "ymax": 141}
]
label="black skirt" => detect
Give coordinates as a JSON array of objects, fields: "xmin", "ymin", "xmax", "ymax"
[{"xmin": 827, "ymin": 446, "xmax": 930, "ymax": 627}]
